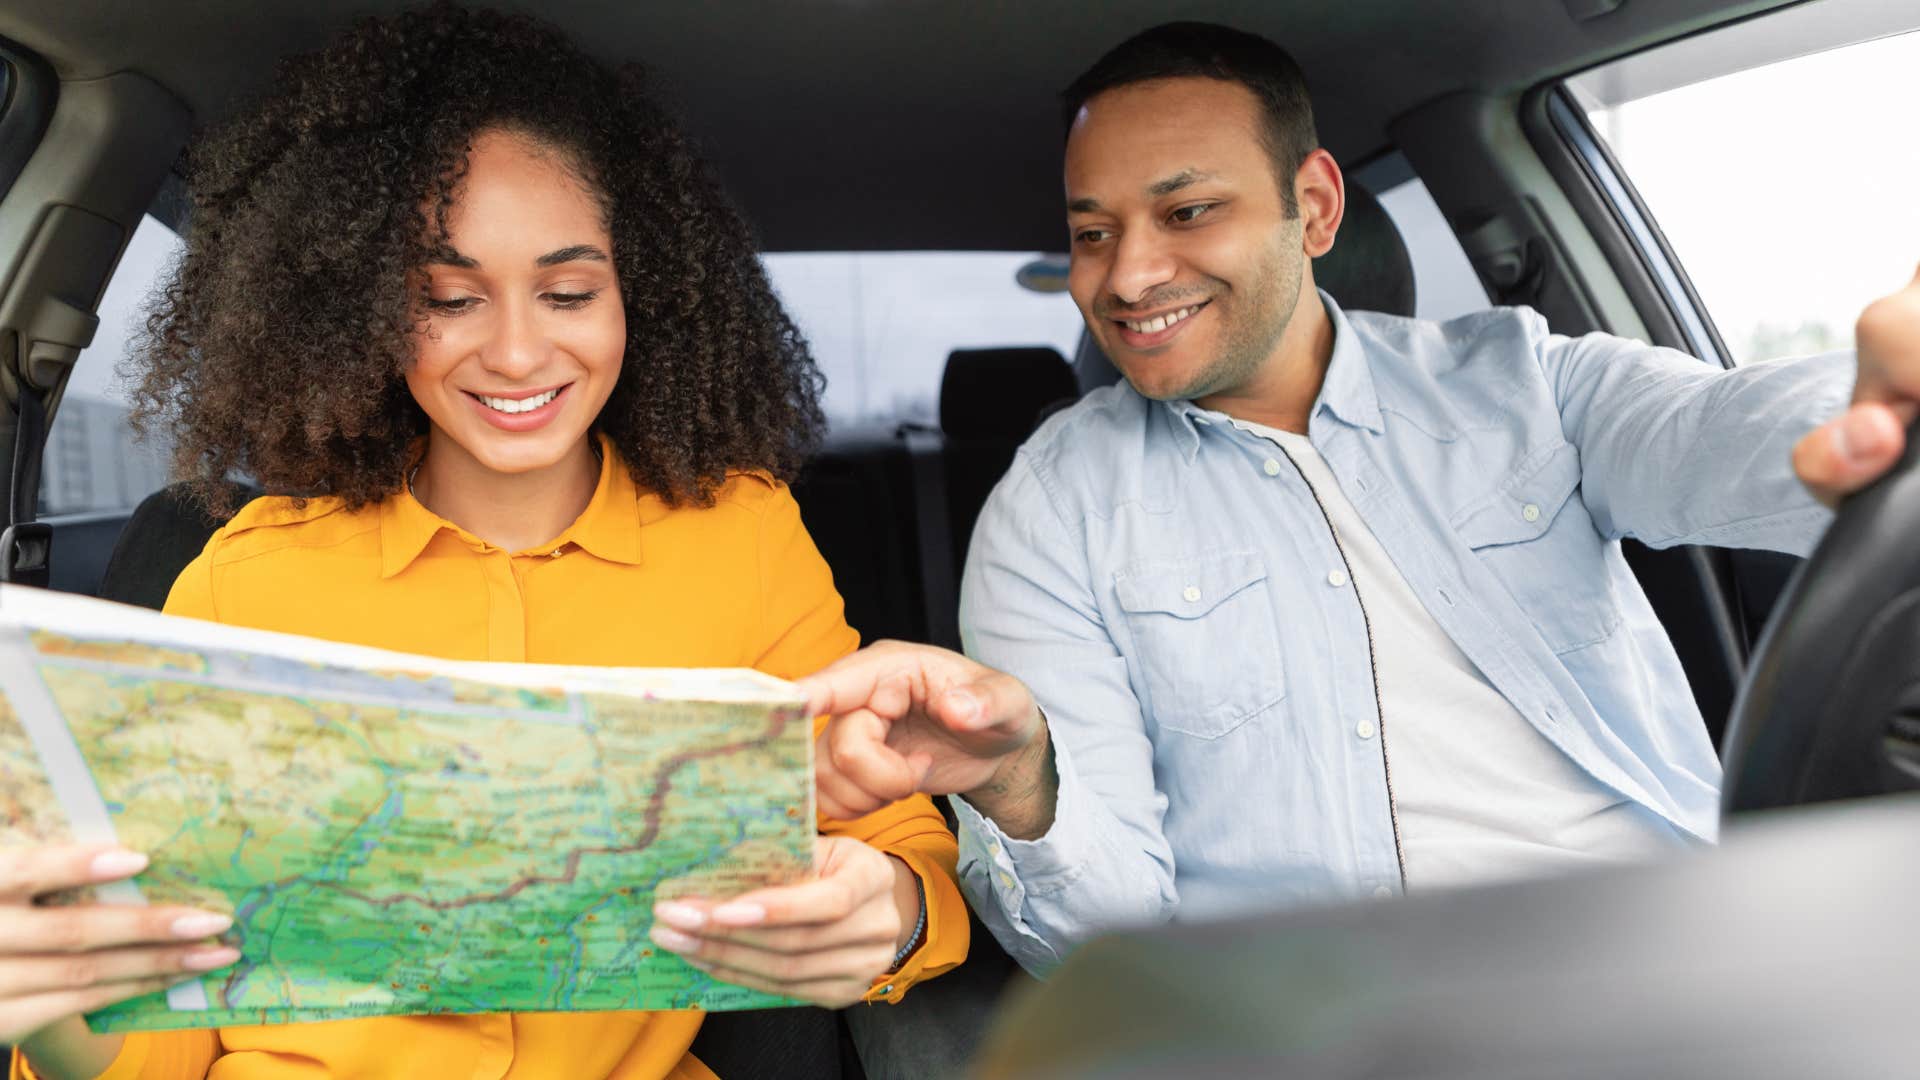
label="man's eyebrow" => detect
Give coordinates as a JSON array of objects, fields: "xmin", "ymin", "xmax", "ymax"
[
  {"xmin": 536, "ymin": 244, "xmax": 611, "ymax": 267},
  {"xmin": 1067, "ymin": 170, "xmax": 1220, "ymax": 214},
  {"xmin": 1148, "ymin": 169, "xmax": 1216, "ymax": 198}
]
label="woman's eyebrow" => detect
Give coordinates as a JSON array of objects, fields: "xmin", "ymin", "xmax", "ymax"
[
  {"xmin": 428, "ymin": 247, "xmax": 479, "ymax": 268},
  {"xmin": 536, "ymin": 244, "xmax": 611, "ymax": 267}
]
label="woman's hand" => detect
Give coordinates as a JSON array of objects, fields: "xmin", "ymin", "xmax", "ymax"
[
  {"xmin": 649, "ymin": 836, "xmax": 919, "ymax": 1008},
  {"xmin": 4, "ymin": 845, "xmax": 238, "ymax": 1076}
]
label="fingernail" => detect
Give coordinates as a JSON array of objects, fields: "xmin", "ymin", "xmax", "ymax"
[
  {"xmin": 90, "ymin": 850, "xmax": 149, "ymax": 880},
  {"xmin": 1827, "ymin": 415, "xmax": 1851, "ymax": 460},
  {"xmin": 1839, "ymin": 410, "xmax": 1884, "ymax": 464},
  {"xmin": 1833, "ymin": 415, "xmax": 1859, "ymax": 462},
  {"xmin": 183, "ymin": 946, "xmax": 240, "ymax": 971},
  {"xmin": 711, "ymin": 901, "xmax": 766, "ymax": 926},
  {"xmin": 171, "ymin": 913, "xmax": 234, "ymax": 939},
  {"xmin": 649, "ymin": 925, "xmax": 700, "ymax": 953},
  {"xmin": 653, "ymin": 902, "xmax": 706, "ymax": 930},
  {"xmin": 946, "ymin": 689, "xmax": 980, "ymax": 725}
]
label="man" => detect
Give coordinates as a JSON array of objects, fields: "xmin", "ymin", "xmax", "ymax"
[{"xmin": 799, "ymin": 22, "xmax": 1920, "ymax": 974}]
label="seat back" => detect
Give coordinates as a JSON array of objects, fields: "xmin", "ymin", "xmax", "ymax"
[
  {"xmin": 98, "ymin": 481, "xmax": 256, "ymax": 609},
  {"xmin": 938, "ymin": 346, "xmax": 1078, "ymax": 573},
  {"xmin": 1313, "ymin": 180, "xmax": 1417, "ymax": 318},
  {"xmin": 792, "ymin": 432, "xmax": 931, "ymax": 645}
]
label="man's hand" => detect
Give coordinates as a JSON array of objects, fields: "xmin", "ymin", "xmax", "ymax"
[
  {"xmin": 648, "ymin": 836, "xmax": 917, "ymax": 1008},
  {"xmin": 798, "ymin": 641, "xmax": 1053, "ymax": 833},
  {"xmin": 1794, "ymin": 264, "xmax": 1920, "ymax": 505}
]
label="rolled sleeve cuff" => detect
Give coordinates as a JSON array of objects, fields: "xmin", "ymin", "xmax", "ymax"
[{"xmin": 953, "ymin": 737, "xmax": 1105, "ymax": 971}]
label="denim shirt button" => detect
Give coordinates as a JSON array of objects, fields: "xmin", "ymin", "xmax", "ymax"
[
  {"xmin": 1522, "ymin": 503, "xmax": 1542, "ymax": 522},
  {"xmin": 1182, "ymin": 585, "xmax": 1201, "ymax": 603},
  {"xmin": 1263, "ymin": 458, "xmax": 1282, "ymax": 476}
]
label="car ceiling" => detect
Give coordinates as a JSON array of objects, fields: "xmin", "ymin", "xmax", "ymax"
[{"xmin": 1, "ymin": 0, "xmax": 1795, "ymax": 252}]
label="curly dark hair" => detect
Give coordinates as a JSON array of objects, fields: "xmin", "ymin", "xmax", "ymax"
[{"xmin": 130, "ymin": 2, "xmax": 824, "ymax": 513}]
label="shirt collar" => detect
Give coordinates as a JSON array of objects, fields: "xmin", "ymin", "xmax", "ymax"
[
  {"xmin": 1159, "ymin": 288, "xmax": 1383, "ymax": 461},
  {"xmin": 1311, "ymin": 290, "xmax": 1385, "ymax": 436},
  {"xmin": 379, "ymin": 432, "xmax": 646, "ymax": 578}
]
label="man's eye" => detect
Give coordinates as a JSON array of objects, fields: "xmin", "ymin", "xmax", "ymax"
[
  {"xmin": 1073, "ymin": 228, "xmax": 1111, "ymax": 246},
  {"xmin": 1170, "ymin": 203, "xmax": 1216, "ymax": 224},
  {"xmin": 424, "ymin": 296, "xmax": 477, "ymax": 314}
]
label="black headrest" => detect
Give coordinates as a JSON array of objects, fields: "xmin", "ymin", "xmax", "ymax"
[
  {"xmin": 1313, "ymin": 181, "xmax": 1416, "ymax": 318},
  {"xmin": 940, "ymin": 346, "xmax": 1078, "ymax": 440},
  {"xmin": 99, "ymin": 481, "xmax": 259, "ymax": 611}
]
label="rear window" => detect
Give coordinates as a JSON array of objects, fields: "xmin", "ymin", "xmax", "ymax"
[{"xmin": 763, "ymin": 252, "xmax": 1085, "ymax": 431}]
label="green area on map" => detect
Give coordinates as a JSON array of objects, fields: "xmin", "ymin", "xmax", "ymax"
[{"xmin": 0, "ymin": 632, "xmax": 814, "ymax": 1031}]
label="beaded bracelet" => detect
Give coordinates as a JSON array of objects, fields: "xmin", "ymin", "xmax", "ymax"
[{"xmin": 888, "ymin": 873, "xmax": 928, "ymax": 973}]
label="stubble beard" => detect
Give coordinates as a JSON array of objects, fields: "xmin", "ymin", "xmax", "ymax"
[{"xmin": 1166, "ymin": 219, "xmax": 1307, "ymax": 403}]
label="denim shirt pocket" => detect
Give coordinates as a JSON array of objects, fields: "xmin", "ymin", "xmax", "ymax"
[
  {"xmin": 1113, "ymin": 550, "xmax": 1287, "ymax": 739},
  {"xmin": 1452, "ymin": 440, "xmax": 1622, "ymax": 653}
]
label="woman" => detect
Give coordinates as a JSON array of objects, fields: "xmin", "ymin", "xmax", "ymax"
[{"xmin": 4, "ymin": 6, "xmax": 965, "ymax": 1078}]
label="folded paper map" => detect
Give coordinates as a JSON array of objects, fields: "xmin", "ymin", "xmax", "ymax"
[{"xmin": 0, "ymin": 585, "xmax": 815, "ymax": 1032}]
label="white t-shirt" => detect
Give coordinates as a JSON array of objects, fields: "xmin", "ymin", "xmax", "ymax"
[{"xmin": 1239, "ymin": 419, "xmax": 1687, "ymax": 891}]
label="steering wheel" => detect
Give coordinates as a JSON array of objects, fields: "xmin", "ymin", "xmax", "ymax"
[{"xmin": 1720, "ymin": 418, "xmax": 1920, "ymax": 813}]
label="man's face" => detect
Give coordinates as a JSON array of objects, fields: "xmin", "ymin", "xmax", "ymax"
[{"xmin": 1065, "ymin": 77, "xmax": 1306, "ymax": 402}]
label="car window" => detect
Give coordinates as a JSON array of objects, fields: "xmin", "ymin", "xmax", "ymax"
[
  {"xmin": 763, "ymin": 252, "xmax": 1085, "ymax": 432},
  {"xmin": 1572, "ymin": 21, "xmax": 1920, "ymax": 365},
  {"xmin": 40, "ymin": 213, "xmax": 181, "ymax": 517}
]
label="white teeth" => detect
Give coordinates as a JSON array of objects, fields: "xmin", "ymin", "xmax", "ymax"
[
  {"xmin": 1124, "ymin": 304, "xmax": 1201, "ymax": 334},
  {"xmin": 478, "ymin": 388, "xmax": 560, "ymax": 414}
]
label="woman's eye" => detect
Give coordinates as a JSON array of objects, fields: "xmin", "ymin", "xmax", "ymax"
[
  {"xmin": 424, "ymin": 296, "xmax": 477, "ymax": 314},
  {"xmin": 1170, "ymin": 203, "xmax": 1216, "ymax": 224},
  {"xmin": 545, "ymin": 290, "xmax": 600, "ymax": 310}
]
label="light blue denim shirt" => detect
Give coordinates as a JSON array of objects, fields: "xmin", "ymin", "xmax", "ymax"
[{"xmin": 953, "ymin": 292, "xmax": 1852, "ymax": 974}]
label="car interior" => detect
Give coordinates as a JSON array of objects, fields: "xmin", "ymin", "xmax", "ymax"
[{"xmin": 0, "ymin": 0, "xmax": 1914, "ymax": 1076}]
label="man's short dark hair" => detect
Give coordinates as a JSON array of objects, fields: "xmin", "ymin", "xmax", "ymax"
[{"xmin": 1062, "ymin": 22, "xmax": 1319, "ymax": 216}]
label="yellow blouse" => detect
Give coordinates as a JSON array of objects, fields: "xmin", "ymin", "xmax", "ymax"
[{"xmin": 17, "ymin": 438, "xmax": 964, "ymax": 1080}]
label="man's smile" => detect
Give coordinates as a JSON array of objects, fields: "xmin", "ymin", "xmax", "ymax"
[{"xmin": 1111, "ymin": 300, "xmax": 1212, "ymax": 349}]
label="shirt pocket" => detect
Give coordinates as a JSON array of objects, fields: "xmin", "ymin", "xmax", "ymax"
[
  {"xmin": 1113, "ymin": 551, "xmax": 1286, "ymax": 739},
  {"xmin": 1451, "ymin": 440, "xmax": 1621, "ymax": 653}
]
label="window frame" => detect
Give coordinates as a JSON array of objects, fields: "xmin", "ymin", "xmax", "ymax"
[
  {"xmin": 0, "ymin": 36, "xmax": 56, "ymax": 207},
  {"xmin": 1538, "ymin": 4, "xmax": 1920, "ymax": 369},
  {"xmin": 1541, "ymin": 88, "xmax": 1732, "ymax": 369},
  {"xmin": 39, "ymin": 211, "xmax": 184, "ymax": 523}
]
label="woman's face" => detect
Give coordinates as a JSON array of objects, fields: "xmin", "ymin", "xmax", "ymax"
[{"xmin": 408, "ymin": 129, "xmax": 624, "ymax": 478}]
